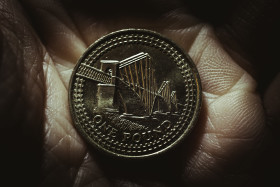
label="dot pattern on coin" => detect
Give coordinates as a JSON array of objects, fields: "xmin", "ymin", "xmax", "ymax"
[{"xmin": 69, "ymin": 29, "xmax": 202, "ymax": 158}]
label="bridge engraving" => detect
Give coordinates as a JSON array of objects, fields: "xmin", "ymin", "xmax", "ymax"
[{"xmin": 77, "ymin": 52, "xmax": 181, "ymax": 123}]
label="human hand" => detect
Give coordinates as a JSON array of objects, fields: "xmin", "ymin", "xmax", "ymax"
[{"xmin": 1, "ymin": 0, "xmax": 279, "ymax": 186}]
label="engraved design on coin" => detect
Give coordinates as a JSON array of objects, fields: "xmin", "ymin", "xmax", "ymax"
[{"xmin": 69, "ymin": 29, "xmax": 202, "ymax": 158}]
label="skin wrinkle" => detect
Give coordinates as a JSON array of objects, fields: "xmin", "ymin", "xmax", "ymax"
[
  {"xmin": 45, "ymin": 87, "xmax": 82, "ymax": 147},
  {"xmin": 47, "ymin": 135, "xmax": 84, "ymax": 164},
  {"xmin": 43, "ymin": 53, "xmax": 84, "ymax": 148},
  {"xmin": 188, "ymin": 27, "xmax": 243, "ymax": 97},
  {"xmin": 73, "ymin": 154, "xmax": 109, "ymax": 187},
  {"xmin": 0, "ymin": 28, "xmax": 23, "ymax": 71},
  {"xmin": 214, "ymin": 23, "xmax": 261, "ymax": 83},
  {"xmin": 188, "ymin": 26, "xmax": 212, "ymax": 66},
  {"xmin": 202, "ymin": 92, "xmax": 219, "ymax": 106},
  {"xmin": 75, "ymin": 20, "xmax": 109, "ymax": 46},
  {"xmin": 44, "ymin": 51, "xmax": 75, "ymax": 87},
  {"xmin": 45, "ymin": 106, "xmax": 83, "ymax": 150},
  {"xmin": 1, "ymin": 1, "xmax": 44, "ymax": 124},
  {"xmin": 70, "ymin": 7, "xmax": 200, "ymax": 47},
  {"xmin": 180, "ymin": 25, "xmax": 265, "ymax": 185},
  {"xmin": 61, "ymin": 4, "xmax": 88, "ymax": 47},
  {"xmin": 205, "ymin": 128, "xmax": 255, "ymax": 142},
  {"xmin": 0, "ymin": 36, "xmax": 24, "ymax": 124},
  {"xmin": 1, "ymin": 7, "xmax": 45, "ymax": 117},
  {"xmin": 210, "ymin": 91, "xmax": 263, "ymax": 137},
  {"xmin": 73, "ymin": 168, "xmax": 109, "ymax": 187},
  {"xmin": 42, "ymin": 50, "xmax": 89, "ymax": 185},
  {"xmin": 1, "ymin": 1, "xmax": 45, "ymax": 187},
  {"xmin": 185, "ymin": 141, "xmax": 249, "ymax": 185},
  {"xmin": 185, "ymin": 119, "xmax": 227, "ymax": 180},
  {"xmin": 163, "ymin": 24, "xmax": 205, "ymax": 53},
  {"xmin": 48, "ymin": 134, "xmax": 74, "ymax": 154},
  {"xmin": 44, "ymin": 115, "xmax": 74, "ymax": 147},
  {"xmin": 41, "ymin": 155, "xmax": 78, "ymax": 186},
  {"xmin": 24, "ymin": 66, "xmax": 44, "ymax": 97},
  {"xmin": 200, "ymin": 54, "xmax": 242, "ymax": 95},
  {"xmin": 203, "ymin": 132, "xmax": 221, "ymax": 153},
  {"xmin": 54, "ymin": 60, "xmax": 75, "ymax": 87},
  {"xmin": 22, "ymin": 0, "xmax": 80, "ymax": 33},
  {"xmin": 228, "ymin": 73, "xmax": 257, "ymax": 94},
  {"xmin": 0, "ymin": 26, "xmax": 21, "ymax": 52},
  {"xmin": 200, "ymin": 135, "xmax": 225, "ymax": 162},
  {"xmin": 32, "ymin": 7, "xmax": 87, "ymax": 63},
  {"xmin": 199, "ymin": 150, "xmax": 223, "ymax": 176},
  {"xmin": 73, "ymin": 154, "xmax": 89, "ymax": 187},
  {"xmin": 35, "ymin": 3, "xmax": 86, "ymax": 40},
  {"xmin": 185, "ymin": 148, "xmax": 221, "ymax": 181},
  {"xmin": 162, "ymin": 8, "xmax": 199, "ymax": 28},
  {"xmin": 205, "ymin": 115, "xmax": 216, "ymax": 133},
  {"xmin": 189, "ymin": 26, "xmax": 245, "ymax": 91},
  {"xmin": 43, "ymin": 133, "xmax": 87, "ymax": 184}
]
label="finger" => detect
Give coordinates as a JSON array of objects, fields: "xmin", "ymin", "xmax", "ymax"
[
  {"xmin": 73, "ymin": 153, "xmax": 110, "ymax": 187},
  {"xmin": 217, "ymin": 0, "xmax": 280, "ymax": 91},
  {"xmin": 20, "ymin": 0, "xmax": 207, "ymax": 93},
  {"xmin": 20, "ymin": 0, "xmax": 88, "ymax": 66},
  {"xmin": 20, "ymin": 0, "xmax": 200, "ymax": 63},
  {"xmin": 216, "ymin": 1, "xmax": 280, "ymax": 185},
  {"xmin": 20, "ymin": 0, "xmax": 90, "ymax": 88},
  {"xmin": 180, "ymin": 26, "xmax": 266, "ymax": 185},
  {"xmin": 0, "ymin": 0, "xmax": 45, "ymax": 186},
  {"xmin": 184, "ymin": 91, "xmax": 265, "ymax": 185},
  {"xmin": 60, "ymin": 0, "xmax": 199, "ymax": 46},
  {"xmin": 42, "ymin": 53, "xmax": 110, "ymax": 186},
  {"xmin": 188, "ymin": 26, "xmax": 245, "ymax": 96}
]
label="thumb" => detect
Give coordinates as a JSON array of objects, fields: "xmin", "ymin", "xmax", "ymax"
[{"xmin": 0, "ymin": 0, "xmax": 45, "ymax": 186}]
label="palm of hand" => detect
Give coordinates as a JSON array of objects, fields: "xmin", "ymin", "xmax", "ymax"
[{"xmin": 1, "ymin": 0, "xmax": 270, "ymax": 186}]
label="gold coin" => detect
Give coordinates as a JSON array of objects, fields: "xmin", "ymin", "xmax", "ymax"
[{"xmin": 69, "ymin": 29, "xmax": 202, "ymax": 158}]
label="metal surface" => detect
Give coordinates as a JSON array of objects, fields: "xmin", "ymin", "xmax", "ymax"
[{"xmin": 69, "ymin": 29, "xmax": 202, "ymax": 158}]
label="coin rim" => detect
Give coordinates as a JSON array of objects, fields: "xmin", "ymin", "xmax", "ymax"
[{"xmin": 69, "ymin": 28, "xmax": 202, "ymax": 158}]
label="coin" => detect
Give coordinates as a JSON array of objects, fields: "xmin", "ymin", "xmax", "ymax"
[{"xmin": 69, "ymin": 29, "xmax": 202, "ymax": 158}]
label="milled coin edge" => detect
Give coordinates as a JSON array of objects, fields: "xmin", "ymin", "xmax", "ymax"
[{"xmin": 68, "ymin": 28, "xmax": 202, "ymax": 158}]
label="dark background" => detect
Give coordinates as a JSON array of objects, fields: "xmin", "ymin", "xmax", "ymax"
[{"xmin": 1, "ymin": 0, "xmax": 279, "ymax": 186}]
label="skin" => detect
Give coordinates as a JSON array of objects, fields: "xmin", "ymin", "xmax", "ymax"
[{"xmin": 0, "ymin": 0, "xmax": 279, "ymax": 186}]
